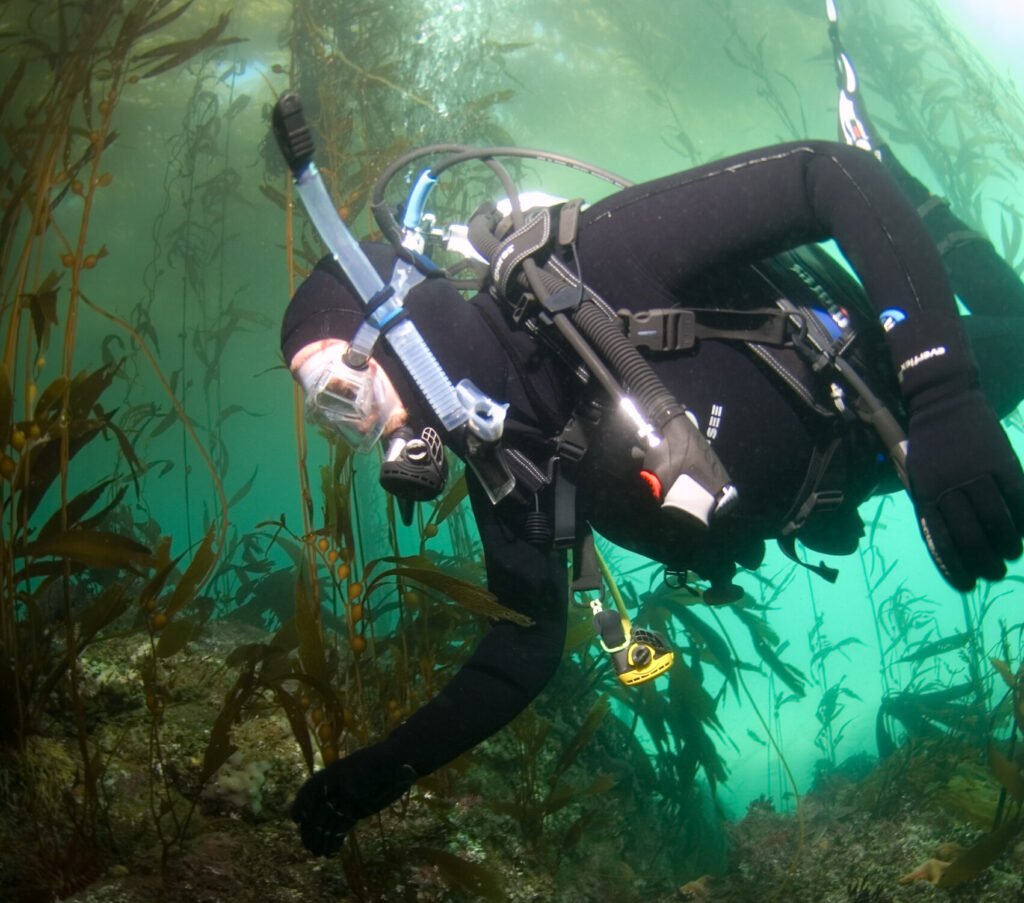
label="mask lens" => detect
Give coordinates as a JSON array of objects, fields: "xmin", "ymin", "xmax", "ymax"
[
  {"xmin": 316, "ymin": 371, "xmax": 370, "ymax": 418},
  {"xmin": 297, "ymin": 346, "xmax": 399, "ymax": 452}
]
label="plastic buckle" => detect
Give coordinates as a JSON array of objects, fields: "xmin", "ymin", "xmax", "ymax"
[
  {"xmin": 509, "ymin": 291, "xmax": 536, "ymax": 324},
  {"xmin": 619, "ymin": 308, "xmax": 696, "ymax": 352},
  {"xmin": 541, "ymin": 285, "xmax": 584, "ymax": 315},
  {"xmin": 808, "ymin": 488, "xmax": 844, "ymax": 513},
  {"xmin": 557, "ymin": 198, "xmax": 585, "ymax": 247},
  {"xmin": 556, "ymin": 418, "xmax": 588, "ymax": 464}
]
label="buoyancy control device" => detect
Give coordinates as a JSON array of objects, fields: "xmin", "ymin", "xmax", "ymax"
[{"xmin": 276, "ymin": 94, "xmax": 908, "ymax": 607}]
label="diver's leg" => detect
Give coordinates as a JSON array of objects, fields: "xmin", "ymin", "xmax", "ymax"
[
  {"xmin": 960, "ymin": 314, "xmax": 1024, "ymax": 419},
  {"xmin": 828, "ymin": 6, "xmax": 1024, "ymax": 320}
]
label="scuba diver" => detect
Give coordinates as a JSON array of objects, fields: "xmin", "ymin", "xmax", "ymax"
[{"xmin": 277, "ymin": 13, "xmax": 1024, "ymax": 857}]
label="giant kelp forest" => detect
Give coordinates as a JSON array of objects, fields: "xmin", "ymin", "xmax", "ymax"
[{"xmin": 2, "ymin": 0, "xmax": 1024, "ymax": 901}]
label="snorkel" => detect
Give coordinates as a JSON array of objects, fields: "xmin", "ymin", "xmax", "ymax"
[
  {"xmin": 273, "ymin": 94, "xmax": 466, "ymax": 432},
  {"xmin": 275, "ymin": 96, "xmax": 737, "ymax": 528},
  {"xmin": 272, "ymin": 92, "xmax": 515, "ymax": 506}
]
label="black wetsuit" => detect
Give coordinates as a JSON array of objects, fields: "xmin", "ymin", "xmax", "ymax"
[{"xmin": 282, "ymin": 141, "xmax": 1024, "ymax": 855}]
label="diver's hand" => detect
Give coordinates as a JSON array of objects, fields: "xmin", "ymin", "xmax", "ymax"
[
  {"xmin": 290, "ymin": 746, "xmax": 415, "ymax": 857},
  {"xmin": 906, "ymin": 388, "xmax": 1024, "ymax": 590}
]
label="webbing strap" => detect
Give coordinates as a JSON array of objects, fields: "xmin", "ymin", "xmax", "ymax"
[
  {"xmin": 552, "ymin": 414, "xmax": 590, "ymax": 549},
  {"xmin": 935, "ymin": 229, "xmax": 990, "ymax": 257},
  {"xmin": 776, "ymin": 436, "xmax": 844, "ymax": 583},
  {"xmin": 917, "ymin": 196, "xmax": 990, "ymax": 257},
  {"xmin": 777, "ymin": 533, "xmax": 840, "ymax": 583},
  {"xmin": 571, "ymin": 529, "xmax": 602, "ymax": 594},
  {"xmin": 618, "ymin": 307, "xmax": 791, "ymax": 353},
  {"xmin": 780, "ymin": 436, "xmax": 845, "ymax": 536},
  {"xmin": 553, "ymin": 460, "xmax": 578, "ymax": 549}
]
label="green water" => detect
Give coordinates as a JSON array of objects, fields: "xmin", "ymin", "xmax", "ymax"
[{"xmin": 3, "ymin": 1, "xmax": 1024, "ymax": 899}]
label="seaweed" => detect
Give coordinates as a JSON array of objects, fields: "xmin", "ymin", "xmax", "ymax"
[
  {"xmin": 5, "ymin": 1, "xmax": 1022, "ymax": 899},
  {"xmin": 484, "ymin": 696, "xmax": 616, "ymax": 845},
  {"xmin": 703, "ymin": 0, "xmax": 809, "ymax": 142},
  {"xmin": 0, "ymin": 2, "xmax": 249, "ymax": 896},
  {"xmin": 842, "ymin": 0, "xmax": 1024, "ymax": 245},
  {"xmin": 409, "ymin": 845, "xmax": 507, "ymax": 901}
]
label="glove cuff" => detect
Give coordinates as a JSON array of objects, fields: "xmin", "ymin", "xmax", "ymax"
[{"xmin": 885, "ymin": 311, "xmax": 978, "ymax": 412}]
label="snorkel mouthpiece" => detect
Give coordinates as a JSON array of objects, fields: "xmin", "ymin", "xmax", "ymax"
[{"xmin": 380, "ymin": 427, "xmax": 448, "ymax": 502}]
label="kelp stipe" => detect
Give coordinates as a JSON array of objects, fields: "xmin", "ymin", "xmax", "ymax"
[
  {"xmin": 484, "ymin": 696, "xmax": 615, "ymax": 846},
  {"xmin": 140, "ymin": 48, "xmax": 270, "ymax": 554},
  {"xmin": 547, "ymin": 544, "xmax": 817, "ymax": 884},
  {"xmin": 841, "ymin": 489, "xmax": 1024, "ymax": 889},
  {"xmin": 0, "ymin": 2, "xmax": 243, "ymax": 896},
  {"xmin": 703, "ymin": 0, "xmax": 809, "ymax": 142},
  {"xmin": 804, "ymin": 569, "xmax": 865, "ymax": 771},
  {"xmin": 881, "ymin": 655, "xmax": 1024, "ymax": 889},
  {"xmin": 263, "ymin": 6, "xmax": 549, "ymax": 892}
]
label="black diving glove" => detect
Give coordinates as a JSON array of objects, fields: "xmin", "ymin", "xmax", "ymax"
[
  {"xmin": 905, "ymin": 387, "xmax": 1024, "ymax": 591},
  {"xmin": 888, "ymin": 311, "xmax": 1024, "ymax": 590},
  {"xmin": 290, "ymin": 744, "xmax": 416, "ymax": 857}
]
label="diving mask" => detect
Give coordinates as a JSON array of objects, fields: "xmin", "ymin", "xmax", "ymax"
[{"xmin": 295, "ymin": 344, "xmax": 404, "ymax": 452}]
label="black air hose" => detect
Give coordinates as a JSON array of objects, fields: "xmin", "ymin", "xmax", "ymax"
[
  {"xmin": 466, "ymin": 203, "xmax": 502, "ymax": 259},
  {"xmin": 527, "ymin": 260, "xmax": 688, "ymax": 429},
  {"xmin": 469, "ymin": 206, "xmax": 687, "ymax": 428},
  {"xmin": 571, "ymin": 301, "xmax": 685, "ymax": 430},
  {"xmin": 467, "ymin": 205, "xmax": 733, "ymax": 520}
]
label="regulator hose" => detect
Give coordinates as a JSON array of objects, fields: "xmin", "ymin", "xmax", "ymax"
[
  {"xmin": 571, "ymin": 301, "xmax": 685, "ymax": 430},
  {"xmin": 470, "ymin": 204, "xmax": 696, "ymax": 436}
]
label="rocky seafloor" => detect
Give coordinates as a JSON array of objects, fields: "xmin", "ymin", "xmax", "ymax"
[{"xmin": 3, "ymin": 620, "xmax": 1022, "ymax": 903}]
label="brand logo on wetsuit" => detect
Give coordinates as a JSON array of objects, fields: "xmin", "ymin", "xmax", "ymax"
[
  {"xmin": 897, "ymin": 346, "xmax": 946, "ymax": 382},
  {"xmin": 789, "ymin": 262, "xmax": 833, "ymax": 309},
  {"xmin": 879, "ymin": 307, "xmax": 907, "ymax": 332}
]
